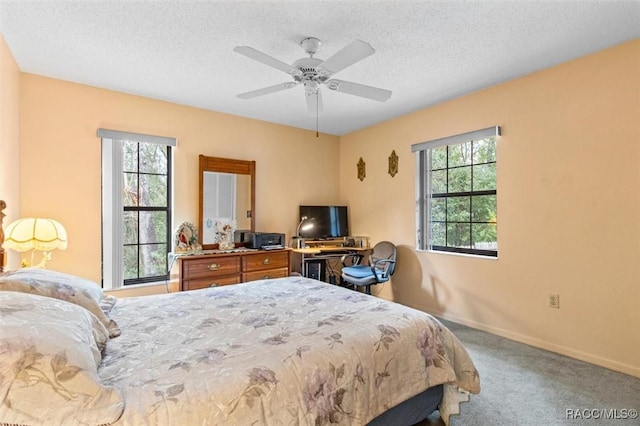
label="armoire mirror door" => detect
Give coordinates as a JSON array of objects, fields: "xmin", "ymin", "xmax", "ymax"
[{"xmin": 198, "ymin": 155, "xmax": 255, "ymax": 249}]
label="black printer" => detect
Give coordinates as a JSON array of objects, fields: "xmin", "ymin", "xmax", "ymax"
[{"xmin": 242, "ymin": 232, "xmax": 285, "ymax": 249}]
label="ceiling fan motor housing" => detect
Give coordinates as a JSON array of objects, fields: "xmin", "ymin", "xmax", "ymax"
[{"xmin": 292, "ymin": 57, "xmax": 328, "ymax": 85}]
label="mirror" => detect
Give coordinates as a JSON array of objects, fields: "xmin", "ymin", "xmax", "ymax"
[{"xmin": 199, "ymin": 155, "xmax": 255, "ymax": 249}]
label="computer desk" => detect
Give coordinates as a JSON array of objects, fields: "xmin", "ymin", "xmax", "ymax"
[{"xmin": 291, "ymin": 246, "xmax": 370, "ymax": 284}]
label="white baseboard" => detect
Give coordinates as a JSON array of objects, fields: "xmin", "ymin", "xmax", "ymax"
[{"xmin": 404, "ymin": 301, "xmax": 640, "ymax": 379}]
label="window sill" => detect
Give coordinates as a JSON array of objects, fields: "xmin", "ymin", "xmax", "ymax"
[
  {"xmin": 104, "ymin": 275, "xmax": 178, "ymax": 292},
  {"xmin": 417, "ymin": 248, "xmax": 499, "ymax": 260},
  {"xmin": 106, "ymin": 281, "xmax": 163, "ymax": 291}
]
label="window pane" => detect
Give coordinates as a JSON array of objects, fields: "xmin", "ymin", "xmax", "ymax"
[
  {"xmin": 139, "ymin": 143, "xmax": 168, "ymax": 174},
  {"xmin": 473, "ymin": 138, "xmax": 496, "ymax": 164},
  {"xmin": 123, "ymin": 140, "xmax": 138, "ymax": 172},
  {"xmin": 138, "ymin": 174, "xmax": 167, "ymax": 207},
  {"xmin": 448, "ymin": 142, "xmax": 472, "ymax": 167},
  {"xmin": 123, "ymin": 211, "xmax": 138, "ymax": 245},
  {"xmin": 472, "ymin": 223, "xmax": 498, "ymax": 249},
  {"xmin": 431, "ymin": 169, "xmax": 447, "ymax": 194},
  {"xmin": 472, "ymin": 163, "xmax": 496, "ymax": 191},
  {"xmin": 447, "ymin": 223, "xmax": 470, "ymax": 248},
  {"xmin": 124, "ymin": 244, "xmax": 169, "ymax": 280},
  {"xmin": 430, "ymin": 221, "xmax": 446, "ymax": 246},
  {"xmin": 430, "ymin": 198, "xmax": 446, "ymax": 221},
  {"xmin": 123, "ymin": 173, "xmax": 138, "ymax": 206},
  {"xmin": 471, "ymin": 195, "xmax": 497, "ymax": 222},
  {"xmin": 431, "ymin": 146, "xmax": 447, "ymax": 170},
  {"xmin": 448, "ymin": 166, "xmax": 471, "ymax": 193},
  {"xmin": 139, "ymin": 211, "xmax": 167, "ymax": 244},
  {"xmin": 417, "ymin": 130, "xmax": 498, "ymax": 256},
  {"xmin": 447, "ymin": 196, "xmax": 470, "ymax": 222},
  {"xmin": 123, "ymin": 245, "xmax": 138, "ymax": 280},
  {"xmin": 139, "ymin": 243, "xmax": 168, "ymax": 278}
]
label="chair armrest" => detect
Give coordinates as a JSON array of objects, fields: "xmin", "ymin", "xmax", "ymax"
[
  {"xmin": 341, "ymin": 253, "xmax": 364, "ymax": 267},
  {"xmin": 371, "ymin": 259, "xmax": 396, "ymax": 282}
]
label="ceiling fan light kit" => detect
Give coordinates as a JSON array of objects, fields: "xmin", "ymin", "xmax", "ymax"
[{"xmin": 233, "ymin": 36, "xmax": 392, "ymax": 118}]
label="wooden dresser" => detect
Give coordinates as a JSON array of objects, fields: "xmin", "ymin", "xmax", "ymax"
[{"xmin": 177, "ymin": 249, "xmax": 290, "ymax": 291}]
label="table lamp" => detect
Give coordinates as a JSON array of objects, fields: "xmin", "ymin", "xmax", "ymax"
[
  {"xmin": 3, "ymin": 218, "xmax": 68, "ymax": 268},
  {"xmin": 293, "ymin": 216, "xmax": 314, "ymax": 249}
]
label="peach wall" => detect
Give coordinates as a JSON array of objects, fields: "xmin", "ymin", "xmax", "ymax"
[
  {"xmin": 0, "ymin": 34, "xmax": 21, "ymax": 268},
  {"xmin": 340, "ymin": 40, "xmax": 640, "ymax": 377},
  {"xmin": 19, "ymin": 75, "xmax": 340, "ymax": 283},
  {"xmin": 9, "ymin": 32, "xmax": 640, "ymax": 377}
]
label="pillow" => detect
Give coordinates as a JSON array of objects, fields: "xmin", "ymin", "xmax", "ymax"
[
  {"xmin": 0, "ymin": 291, "xmax": 124, "ymax": 425},
  {"xmin": 0, "ymin": 268, "xmax": 120, "ymax": 337},
  {"xmin": 100, "ymin": 294, "xmax": 118, "ymax": 316}
]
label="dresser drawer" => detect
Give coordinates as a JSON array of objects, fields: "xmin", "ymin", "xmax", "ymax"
[
  {"xmin": 183, "ymin": 275, "xmax": 241, "ymax": 291},
  {"xmin": 181, "ymin": 256, "xmax": 240, "ymax": 280},
  {"xmin": 243, "ymin": 251, "xmax": 289, "ymax": 272},
  {"xmin": 243, "ymin": 267, "xmax": 289, "ymax": 282},
  {"xmin": 178, "ymin": 250, "xmax": 290, "ymax": 292}
]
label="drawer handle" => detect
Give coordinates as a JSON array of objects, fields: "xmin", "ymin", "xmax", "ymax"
[
  {"xmin": 262, "ymin": 258, "xmax": 271, "ymax": 265},
  {"xmin": 209, "ymin": 283, "xmax": 219, "ymax": 287},
  {"xmin": 208, "ymin": 263, "xmax": 221, "ymax": 271},
  {"xmin": 263, "ymin": 275, "xmax": 272, "ymax": 279}
]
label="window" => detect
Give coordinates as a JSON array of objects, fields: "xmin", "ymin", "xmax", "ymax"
[
  {"xmin": 413, "ymin": 126, "xmax": 500, "ymax": 257},
  {"xmin": 98, "ymin": 129, "xmax": 176, "ymax": 288}
]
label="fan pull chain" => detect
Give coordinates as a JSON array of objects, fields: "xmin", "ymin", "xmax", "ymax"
[{"xmin": 316, "ymin": 92, "xmax": 319, "ymax": 138}]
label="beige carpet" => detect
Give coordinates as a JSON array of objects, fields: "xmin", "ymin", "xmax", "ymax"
[{"xmin": 416, "ymin": 319, "xmax": 640, "ymax": 426}]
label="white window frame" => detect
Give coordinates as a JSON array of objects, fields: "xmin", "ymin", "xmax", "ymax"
[
  {"xmin": 412, "ymin": 126, "xmax": 501, "ymax": 257},
  {"xmin": 98, "ymin": 129, "xmax": 176, "ymax": 289}
]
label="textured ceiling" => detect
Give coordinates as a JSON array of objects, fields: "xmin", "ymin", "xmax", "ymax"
[{"xmin": 1, "ymin": 1, "xmax": 638, "ymax": 136}]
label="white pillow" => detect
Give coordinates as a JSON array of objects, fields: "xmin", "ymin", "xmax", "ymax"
[
  {"xmin": 0, "ymin": 268, "xmax": 120, "ymax": 337},
  {"xmin": 0, "ymin": 291, "xmax": 124, "ymax": 425}
]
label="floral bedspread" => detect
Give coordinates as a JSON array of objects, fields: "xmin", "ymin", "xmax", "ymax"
[{"xmin": 99, "ymin": 277, "xmax": 479, "ymax": 425}]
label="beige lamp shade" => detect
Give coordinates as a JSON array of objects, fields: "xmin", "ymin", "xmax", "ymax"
[{"xmin": 3, "ymin": 218, "xmax": 68, "ymax": 252}]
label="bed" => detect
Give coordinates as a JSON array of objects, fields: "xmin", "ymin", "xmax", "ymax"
[{"xmin": 0, "ymin": 202, "xmax": 480, "ymax": 425}]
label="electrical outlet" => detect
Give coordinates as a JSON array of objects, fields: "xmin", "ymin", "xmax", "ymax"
[{"xmin": 549, "ymin": 294, "xmax": 560, "ymax": 309}]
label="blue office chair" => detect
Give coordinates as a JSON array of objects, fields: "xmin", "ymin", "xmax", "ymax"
[{"xmin": 341, "ymin": 241, "xmax": 396, "ymax": 295}]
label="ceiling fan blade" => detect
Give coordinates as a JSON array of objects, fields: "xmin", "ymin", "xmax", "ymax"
[
  {"xmin": 326, "ymin": 79, "xmax": 392, "ymax": 102},
  {"xmin": 234, "ymin": 46, "xmax": 302, "ymax": 77},
  {"xmin": 315, "ymin": 40, "xmax": 375, "ymax": 76},
  {"xmin": 306, "ymin": 88, "xmax": 323, "ymax": 117},
  {"xmin": 237, "ymin": 82, "xmax": 298, "ymax": 99}
]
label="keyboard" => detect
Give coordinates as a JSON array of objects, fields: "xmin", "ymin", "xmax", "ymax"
[{"xmin": 261, "ymin": 245, "xmax": 284, "ymax": 250}]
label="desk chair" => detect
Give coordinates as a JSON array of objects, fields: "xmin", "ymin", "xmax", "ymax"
[{"xmin": 341, "ymin": 241, "xmax": 396, "ymax": 295}]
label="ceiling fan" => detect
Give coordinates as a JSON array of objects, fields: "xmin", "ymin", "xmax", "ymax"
[{"xmin": 233, "ymin": 37, "xmax": 392, "ymax": 117}]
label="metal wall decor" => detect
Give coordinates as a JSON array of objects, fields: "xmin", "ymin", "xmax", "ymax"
[
  {"xmin": 388, "ymin": 150, "xmax": 398, "ymax": 177},
  {"xmin": 357, "ymin": 157, "xmax": 366, "ymax": 181}
]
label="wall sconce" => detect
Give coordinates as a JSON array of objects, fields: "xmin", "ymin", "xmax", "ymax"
[
  {"xmin": 3, "ymin": 218, "xmax": 68, "ymax": 268},
  {"xmin": 388, "ymin": 150, "xmax": 398, "ymax": 177},
  {"xmin": 357, "ymin": 157, "xmax": 366, "ymax": 181}
]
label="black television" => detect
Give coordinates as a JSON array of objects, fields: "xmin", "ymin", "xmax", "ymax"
[{"xmin": 299, "ymin": 205, "xmax": 349, "ymax": 239}]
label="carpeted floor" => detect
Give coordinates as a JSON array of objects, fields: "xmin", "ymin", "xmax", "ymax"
[{"xmin": 417, "ymin": 319, "xmax": 640, "ymax": 426}]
